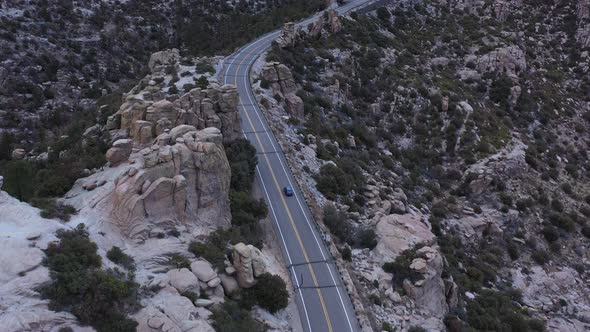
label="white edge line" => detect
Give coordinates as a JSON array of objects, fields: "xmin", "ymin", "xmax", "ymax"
[
  {"xmin": 225, "ymin": 38, "xmax": 314, "ymax": 332},
  {"xmin": 243, "ymin": 70, "xmax": 356, "ymax": 332},
  {"xmin": 225, "ymin": 2, "xmax": 372, "ymax": 330}
]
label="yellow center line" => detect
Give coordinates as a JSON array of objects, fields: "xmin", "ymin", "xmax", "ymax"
[{"xmin": 233, "ymin": 44, "xmax": 335, "ymax": 332}]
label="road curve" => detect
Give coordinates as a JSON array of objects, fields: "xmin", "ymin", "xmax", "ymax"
[{"xmin": 222, "ymin": 1, "xmax": 371, "ymax": 331}]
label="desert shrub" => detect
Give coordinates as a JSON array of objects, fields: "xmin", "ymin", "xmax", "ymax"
[
  {"xmin": 31, "ymin": 198, "xmax": 77, "ymax": 221},
  {"xmin": 41, "ymin": 224, "xmax": 138, "ymax": 332},
  {"xmin": 323, "ymin": 205, "xmax": 352, "ymax": 243},
  {"xmin": 465, "ymin": 289, "xmax": 544, "ymax": 332},
  {"xmin": 341, "ymin": 246, "xmax": 352, "ymax": 261},
  {"xmin": 241, "ymin": 273, "xmax": 289, "ymax": 313},
  {"xmin": 548, "ymin": 212, "xmax": 575, "ymax": 232},
  {"xmin": 532, "ymin": 250, "xmax": 550, "ymax": 265},
  {"xmin": 356, "ymin": 228, "xmax": 377, "ymax": 249},
  {"xmin": 225, "ymin": 139, "xmax": 258, "ymax": 192},
  {"xmin": 315, "ymin": 163, "xmax": 351, "ymax": 199},
  {"xmin": 107, "ymin": 246, "xmax": 135, "ymax": 270},
  {"xmin": 195, "ymin": 62, "xmax": 215, "ymax": 74},
  {"xmin": 541, "ymin": 225, "xmax": 560, "ymax": 242},
  {"xmin": 168, "ymin": 254, "xmax": 191, "ymax": 269},
  {"xmin": 2, "ymin": 159, "xmax": 34, "ymax": 201},
  {"xmin": 408, "ymin": 327, "xmax": 427, "ymax": 332},
  {"xmin": 189, "ymin": 228, "xmax": 253, "ymax": 270},
  {"xmin": 489, "ymin": 75, "xmax": 513, "ymax": 106},
  {"xmin": 230, "ymin": 191, "xmax": 268, "ymax": 226},
  {"xmin": 212, "ymin": 301, "xmax": 265, "ymax": 332}
]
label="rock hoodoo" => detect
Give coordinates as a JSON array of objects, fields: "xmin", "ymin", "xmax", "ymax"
[{"xmin": 262, "ymin": 62, "xmax": 304, "ymax": 119}]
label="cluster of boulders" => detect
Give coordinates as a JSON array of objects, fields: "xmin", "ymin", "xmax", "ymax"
[
  {"xmin": 133, "ymin": 242, "xmax": 269, "ymax": 332},
  {"xmin": 105, "ymin": 83, "xmax": 241, "ymax": 151}
]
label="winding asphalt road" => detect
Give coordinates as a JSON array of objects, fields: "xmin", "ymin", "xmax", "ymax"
[{"xmin": 222, "ymin": 1, "xmax": 371, "ymax": 332}]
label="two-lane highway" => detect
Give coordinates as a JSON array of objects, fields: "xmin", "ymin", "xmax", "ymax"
[{"xmin": 222, "ymin": 1, "xmax": 371, "ymax": 331}]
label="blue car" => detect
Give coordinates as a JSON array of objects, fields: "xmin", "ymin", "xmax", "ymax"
[{"xmin": 283, "ymin": 186, "xmax": 294, "ymax": 197}]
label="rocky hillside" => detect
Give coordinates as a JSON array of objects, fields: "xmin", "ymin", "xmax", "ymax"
[
  {"xmin": 0, "ymin": 49, "xmax": 294, "ymax": 332},
  {"xmin": 0, "ymin": 0, "xmax": 326, "ymax": 146},
  {"xmin": 252, "ymin": 0, "xmax": 590, "ymax": 331}
]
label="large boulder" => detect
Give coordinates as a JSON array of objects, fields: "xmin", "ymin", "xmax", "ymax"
[
  {"xmin": 106, "ymin": 139, "xmax": 133, "ymax": 165},
  {"xmin": 167, "ymin": 268, "xmax": 200, "ymax": 295},
  {"xmin": 219, "ymin": 273, "xmax": 239, "ymax": 295},
  {"xmin": 190, "ymin": 260, "xmax": 217, "ymax": 283}
]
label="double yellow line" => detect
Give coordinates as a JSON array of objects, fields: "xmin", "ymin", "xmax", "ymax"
[{"xmin": 232, "ymin": 41, "xmax": 335, "ymax": 332}]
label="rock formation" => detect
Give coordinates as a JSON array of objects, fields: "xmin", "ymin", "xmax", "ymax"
[
  {"xmin": 110, "ymin": 126, "xmax": 231, "ymax": 240},
  {"xmin": 310, "ymin": 9, "xmax": 342, "ymax": 37},
  {"xmin": 106, "ymin": 139, "xmax": 133, "ymax": 165},
  {"xmin": 276, "ymin": 22, "xmax": 300, "ymax": 48},
  {"xmin": 148, "ymin": 48, "xmax": 180, "ymax": 73},
  {"xmin": 232, "ymin": 242, "xmax": 267, "ymax": 288},
  {"xmin": 262, "ymin": 62, "xmax": 304, "ymax": 119},
  {"xmin": 476, "ymin": 45, "xmax": 526, "ymax": 77},
  {"xmin": 402, "ymin": 246, "xmax": 452, "ymax": 317},
  {"xmin": 371, "ymin": 213, "xmax": 436, "ymax": 262}
]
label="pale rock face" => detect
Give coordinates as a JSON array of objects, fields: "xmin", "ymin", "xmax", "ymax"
[
  {"xmin": 262, "ymin": 62, "xmax": 304, "ymax": 119},
  {"xmin": 371, "ymin": 213, "xmax": 435, "ymax": 262},
  {"xmin": 134, "ymin": 286, "xmax": 214, "ymax": 332},
  {"xmin": 476, "ymin": 45, "xmax": 526, "ymax": 77},
  {"xmin": 167, "ymin": 268, "xmax": 200, "ymax": 295},
  {"xmin": 232, "ymin": 242, "xmax": 267, "ymax": 288},
  {"xmin": 109, "ymin": 126, "xmax": 231, "ymax": 240}
]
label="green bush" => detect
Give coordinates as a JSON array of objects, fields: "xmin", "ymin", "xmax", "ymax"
[
  {"xmin": 107, "ymin": 246, "xmax": 135, "ymax": 271},
  {"xmin": 465, "ymin": 289, "xmax": 544, "ymax": 332},
  {"xmin": 212, "ymin": 301, "xmax": 265, "ymax": 332},
  {"xmin": 241, "ymin": 273, "xmax": 289, "ymax": 313},
  {"xmin": 225, "ymin": 139, "xmax": 258, "ymax": 192},
  {"xmin": 323, "ymin": 205, "xmax": 352, "ymax": 244},
  {"xmin": 230, "ymin": 191, "xmax": 268, "ymax": 226},
  {"xmin": 41, "ymin": 224, "xmax": 138, "ymax": 332},
  {"xmin": 31, "ymin": 198, "xmax": 77, "ymax": 221},
  {"xmin": 2, "ymin": 159, "xmax": 34, "ymax": 201}
]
